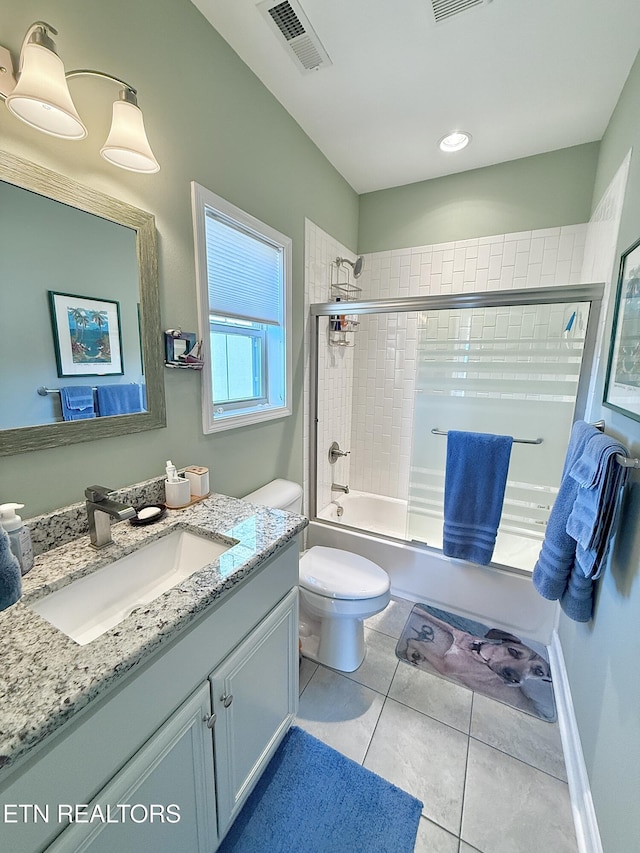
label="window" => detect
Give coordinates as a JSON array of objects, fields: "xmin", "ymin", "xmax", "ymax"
[{"xmin": 191, "ymin": 183, "xmax": 292, "ymax": 433}]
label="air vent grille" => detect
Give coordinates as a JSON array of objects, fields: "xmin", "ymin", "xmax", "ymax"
[
  {"xmin": 268, "ymin": 2, "xmax": 306, "ymax": 40},
  {"xmin": 431, "ymin": 0, "xmax": 491, "ymax": 24},
  {"xmin": 257, "ymin": 0, "xmax": 332, "ymax": 73}
]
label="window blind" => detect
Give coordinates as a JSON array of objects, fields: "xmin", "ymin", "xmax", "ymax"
[{"xmin": 205, "ymin": 210, "xmax": 283, "ymax": 326}]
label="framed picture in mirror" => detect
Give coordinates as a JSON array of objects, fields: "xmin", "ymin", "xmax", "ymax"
[{"xmin": 49, "ymin": 291, "xmax": 124, "ymax": 377}]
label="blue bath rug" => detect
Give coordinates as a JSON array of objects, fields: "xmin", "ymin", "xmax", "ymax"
[
  {"xmin": 217, "ymin": 726, "xmax": 423, "ymax": 853},
  {"xmin": 396, "ymin": 603, "xmax": 557, "ymax": 722}
]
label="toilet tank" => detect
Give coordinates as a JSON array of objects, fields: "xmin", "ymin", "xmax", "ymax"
[{"xmin": 242, "ymin": 479, "xmax": 303, "ymax": 514}]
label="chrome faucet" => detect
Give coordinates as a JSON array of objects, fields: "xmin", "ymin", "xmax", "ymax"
[
  {"xmin": 331, "ymin": 482, "xmax": 350, "ymax": 494},
  {"xmin": 85, "ymin": 485, "xmax": 136, "ymax": 549}
]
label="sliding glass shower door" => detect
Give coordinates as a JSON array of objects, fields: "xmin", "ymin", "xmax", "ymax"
[
  {"xmin": 310, "ymin": 284, "xmax": 602, "ymax": 572},
  {"xmin": 407, "ymin": 300, "xmax": 592, "ymax": 569}
]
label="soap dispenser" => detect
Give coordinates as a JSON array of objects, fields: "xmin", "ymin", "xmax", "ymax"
[{"xmin": 0, "ymin": 503, "xmax": 34, "ymax": 575}]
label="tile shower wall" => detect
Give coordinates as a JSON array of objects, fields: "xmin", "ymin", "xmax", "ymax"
[{"xmin": 304, "ymin": 220, "xmax": 356, "ymax": 514}]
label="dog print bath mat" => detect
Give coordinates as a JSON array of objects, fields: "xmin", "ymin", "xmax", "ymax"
[{"xmin": 396, "ymin": 604, "xmax": 556, "ymax": 722}]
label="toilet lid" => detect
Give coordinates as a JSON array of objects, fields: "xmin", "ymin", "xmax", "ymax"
[{"xmin": 299, "ymin": 546, "xmax": 390, "ymax": 600}]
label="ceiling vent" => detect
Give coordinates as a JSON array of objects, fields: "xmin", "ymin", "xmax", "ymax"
[
  {"xmin": 431, "ymin": 0, "xmax": 493, "ymax": 24},
  {"xmin": 257, "ymin": 0, "xmax": 332, "ymax": 73}
]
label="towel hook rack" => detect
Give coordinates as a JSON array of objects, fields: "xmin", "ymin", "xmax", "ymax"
[{"xmin": 431, "ymin": 428, "xmax": 543, "ymax": 446}]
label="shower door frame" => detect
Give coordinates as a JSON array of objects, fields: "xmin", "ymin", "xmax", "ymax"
[{"xmin": 309, "ymin": 282, "xmax": 604, "ymax": 531}]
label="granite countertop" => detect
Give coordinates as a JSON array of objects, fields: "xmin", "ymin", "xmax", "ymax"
[{"xmin": 0, "ymin": 489, "xmax": 307, "ymax": 774}]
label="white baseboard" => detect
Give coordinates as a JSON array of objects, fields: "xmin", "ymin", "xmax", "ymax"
[{"xmin": 549, "ymin": 631, "xmax": 603, "ymax": 853}]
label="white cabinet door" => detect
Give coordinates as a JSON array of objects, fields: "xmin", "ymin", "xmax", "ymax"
[
  {"xmin": 48, "ymin": 683, "xmax": 217, "ymax": 853},
  {"xmin": 211, "ymin": 587, "xmax": 298, "ymax": 837}
]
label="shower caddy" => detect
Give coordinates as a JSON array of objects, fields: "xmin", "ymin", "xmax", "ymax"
[{"xmin": 329, "ymin": 257, "xmax": 361, "ymax": 347}]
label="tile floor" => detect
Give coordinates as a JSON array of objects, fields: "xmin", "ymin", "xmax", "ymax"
[{"xmin": 296, "ymin": 596, "xmax": 578, "ymax": 853}]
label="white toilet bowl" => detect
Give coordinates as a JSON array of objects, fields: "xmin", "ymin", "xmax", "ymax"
[
  {"xmin": 241, "ymin": 480, "xmax": 391, "ymax": 673},
  {"xmin": 298, "ymin": 546, "xmax": 391, "ymax": 672}
]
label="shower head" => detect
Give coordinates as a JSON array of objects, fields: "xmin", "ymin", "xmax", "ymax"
[{"xmin": 336, "ymin": 255, "xmax": 365, "ymax": 279}]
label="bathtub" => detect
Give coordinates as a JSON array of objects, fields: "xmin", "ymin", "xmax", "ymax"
[{"xmin": 311, "ymin": 490, "xmax": 557, "ymax": 644}]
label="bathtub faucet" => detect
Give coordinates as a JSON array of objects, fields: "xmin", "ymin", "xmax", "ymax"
[{"xmin": 331, "ymin": 482, "xmax": 350, "ymax": 494}]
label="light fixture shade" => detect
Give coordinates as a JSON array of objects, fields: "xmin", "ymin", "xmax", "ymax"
[
  {"xmin": 100, "ymin": 99, "xmax": 160, "ymax": 173},
  {"xmin": 6, "ymin": 42, "xmax": 87, "ymax": 139}
]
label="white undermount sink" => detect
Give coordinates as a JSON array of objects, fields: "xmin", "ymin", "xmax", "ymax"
[{"xmin": 29, "ymin": 529, "xmax": 231, "ymax": 645}]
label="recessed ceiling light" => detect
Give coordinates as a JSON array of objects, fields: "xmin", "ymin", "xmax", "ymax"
[{"xmin": 439, "ymin": 131, "xmax": 472, "ymax": 152}]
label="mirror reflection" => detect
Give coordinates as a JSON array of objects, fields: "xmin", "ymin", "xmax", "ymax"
[
  {"xmin": 0, "ymin": 150, "xmax": 165, "ymax": 457},
  {"xmin": 0, "ymin": 181, "xmax": 146, "ymax": 429}
]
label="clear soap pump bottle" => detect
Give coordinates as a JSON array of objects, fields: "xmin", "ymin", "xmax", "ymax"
[{"xmin": 0, "ymin": 503, "xmax": 34, "ymax": 575}]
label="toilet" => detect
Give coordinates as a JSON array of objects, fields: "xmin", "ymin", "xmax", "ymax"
[{"xmin": 242, "ymin": 479, "xmax": 391, "ymax": 672}]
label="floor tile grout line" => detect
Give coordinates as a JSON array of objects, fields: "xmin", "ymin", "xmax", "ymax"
[
  {"xmin": 361, "ymin": 693, "xmax": 389, "ymax": 767},
  {"xmin": 467, "ymin": 731, "xmax": 570, "ymax": 783},
  {"xmin": 457, "ymin": 691, "xmax": 475, "ymax": 843}
]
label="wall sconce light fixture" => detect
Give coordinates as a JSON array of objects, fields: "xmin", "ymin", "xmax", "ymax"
[{"xmin": 0, "ymin": 21, "xmax": 159, "ymax": 173}]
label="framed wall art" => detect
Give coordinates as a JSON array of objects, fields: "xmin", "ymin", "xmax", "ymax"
[
  {"xmin": 48, "ymin": 291, "xmax": 124, "ymax": 377},
  {"xmin": 603, "ymin": 238, "xmax": 640, "ymax": 422}
]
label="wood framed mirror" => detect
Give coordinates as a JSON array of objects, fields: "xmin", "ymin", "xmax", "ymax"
[{"xmin": 0, "ymin": 150, "xmax": 165, "ymax": 455}]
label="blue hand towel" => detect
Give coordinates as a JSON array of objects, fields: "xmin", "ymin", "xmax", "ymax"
[
  {"xmin": 96, "ymin": 384, "xmax": 144, "ymax": 416},
  {"xmin": 532, "ymin": 420, "xmax": 596, "ymax": 601},
  {"xmin": 443, "ymin": 431, "xmax": 513, "ymax": 565},
  {"xmin": 560, "ymin": 564, "xmax": 597, "ymax": 623},
  {"xmin": 0, "ymin": 527, "xmax": 21, "ymax": 612},
  {"xmin": 60, "ymin": 386, "xmax": 96, "ymax": 421},
  {"xmin": 566, "ymin": 433, "xmax": 629, "ymax": 579}
]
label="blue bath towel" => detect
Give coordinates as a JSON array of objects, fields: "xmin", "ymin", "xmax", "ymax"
[
  {"xmin": 532, "ymin": 421, "xmax": 596, "ymax": 604},
  {"xmin": 443, "ymin": 431, "xmax": 513, "ymax": 565},
  {"xmin": 96, "ymin": 384, "xmax": 144, "ymax": 416},
  {"xmin": 566, "ymin": 432, "xmax": 629, "ymax": 579},
  {"xmin": 60, "ymin": 386, "xmax": 96, "ymax": 421},
  {"xmin": 0, "ymin": 527, "xmax": 21, "ymax": 612}
]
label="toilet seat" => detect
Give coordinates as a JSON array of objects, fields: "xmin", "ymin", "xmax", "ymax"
[{"xmin": 299, "ymin": 546, "xmax": 389, "ymax": 600}]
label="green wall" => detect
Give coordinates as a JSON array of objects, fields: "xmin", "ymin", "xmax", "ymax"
[
  {"xmin": 558, "ymin": 49, "xmax": 640, "ymax": 853},
  {"xmin": 358, "ymin": 142, "xmax": 600, "ymax": 253},
  {"xmin": 0, "ymin": 0, "xmax": 358, "ymax": 516}
]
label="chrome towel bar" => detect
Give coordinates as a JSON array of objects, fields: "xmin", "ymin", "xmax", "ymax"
[
  {"xmin": 431, "ymin": 428, "xmax": 543, "ymax": 445},
  {"xmin": 593, "ymin": 420, "xmax": 640, "ymax": 469}
]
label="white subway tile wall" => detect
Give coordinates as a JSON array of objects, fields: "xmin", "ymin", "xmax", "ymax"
[{"xmin": 304, "ymin": 220, "xmax": 356, "ymax": 514}]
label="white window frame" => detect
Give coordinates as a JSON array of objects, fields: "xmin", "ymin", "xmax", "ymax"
[{"xmin": 191, "ymin": 183, "xmax": 292, "ymax": 433}]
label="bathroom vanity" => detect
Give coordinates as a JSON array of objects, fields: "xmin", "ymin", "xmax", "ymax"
[{"xmin": 0, "ymin": 485, "xmax": 306, "ymax": 852}]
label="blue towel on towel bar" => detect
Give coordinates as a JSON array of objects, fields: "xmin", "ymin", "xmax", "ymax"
[
  {"xmin": 60, "ymin": 386, "xmax": 96, "ymax": 421},
  {"xmin": 532, "ymin": 421, "xmax": 595, "ymax": 610},
  {"xmin": 96, "ymin": 384, "xmax": 144, "ymax": 416},
  {"xmin": 443, "ymin": 431, "xmax": 513, "ymax": 565},
  {"xmin": 566, "ymin": 432, "xmax": 629, "ymax": 579},
  {"xmin": 531, "ymin": 420, "xmax": 629, "ymax": 622}
]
